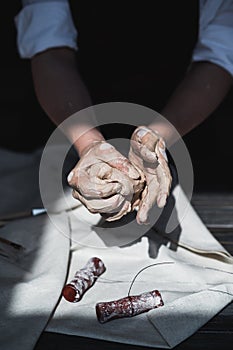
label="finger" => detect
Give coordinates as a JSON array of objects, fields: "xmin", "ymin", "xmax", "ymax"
[
  {"xmin": 135, "ymin": 186, "xmax": 149, "ymax": 225},
  {"xmin": 67, "ymin": 165, "xmax": 122, "ymax": 199},
  {"xmin": 78, "ymin": 165, "xmax": 134, "ymax": 199},
  {"xmin": 104, "ymin": 200, "xmax": 132, "ymax": 222},
  {"xmin": 109, "ymin": 167, "xmax": 135, "ymax": 197},
  {"xmin": 133, "ymin": 126, "xmax": 159, "ymax": 151},
  {"xmin": 156, "ymin": 164, "xmax": 172, "ymax": 208},
  {"xmin": 107, "ymin": 156, "xmax": 141, "ymax": 180},
  {"xmin": 95, "ymin": 142, "xmax": 141, "ymax": 180},
  {"xmin": 88, "ymin": 162, "xmax": 112, "ymax": 181},
  {"xmin": 79, "ymin": 178, "xmax": 122, "ymax": 199},
  {"xmin": 131, "ymin": 140, "xmax": 158, "ymax": 164},
  {"xmin": 89, "ymin": 163, "xmax": 137, "ymax": 199},
  {"xmin": 72, "ymin": 190, "xmax": 125, "ymax": 214},
  {"xmin": 155, "ymin": 140, "xmax": 172, "ymax": 208},
  {"xmin": 130, "ymin": 127, "xmax": 159, "ymax": 163},
  {"xmin": 136, "ymin": 175, "xmax": 160, "ymax": 224},
  {"xmin": 67, "ymin": 150, "xmax": 114, "ymax": 191},
  {"xmin": 88, "ymin": 165, "xmax": 136, "ymax": 200},
  {"xmin": 155, "ymin": 139, "xmax": 169, "ymax": 165}
]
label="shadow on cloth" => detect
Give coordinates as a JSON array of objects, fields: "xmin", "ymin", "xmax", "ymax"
[{"xmin": 93, "ymin": 161, "xmax": 182, "ymax": 259}]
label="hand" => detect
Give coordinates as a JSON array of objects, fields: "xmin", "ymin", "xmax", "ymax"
[
  {"xmin": 67, "ymin": 141, "xmax": 145, "ymax": 221},
  {"xmin": 129, "ymin": 126, "xmax": 172, "ymax": 224}
]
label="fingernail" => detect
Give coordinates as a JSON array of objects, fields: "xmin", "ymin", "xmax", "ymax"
[
  {"xmin": 137, "ymin": 212, "xmax": 150, "ymax": 225},
  {"xmin": 138, "ymin": 218, "xmax": 150, "ymax": 225},
  {"xmin": 67, "ymin": 171, "xmax": 74, "ymax": 183},
  {"xmin": 158, "ymin": 141, "xmax": 168, "ymax": 161},
  {"xmin": 136, "ymin": 128, "xmax": 149, "ymax": 138},
  {"xmin": 114, "ymin": 183, "xmax": 122, "ymax": 193},
  {"xmin": 128, "ymin": 166, "xmax": 140, "ymax": 179},
  {"xmin": 157, "ymin": 194, "xmax": 167, "ymax": 208}
]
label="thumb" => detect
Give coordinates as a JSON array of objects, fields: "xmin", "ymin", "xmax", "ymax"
[
  {"xmin": 131, "ymin": 127, "xmax": 159, "ymax": 163},
  {"xmin": 107, "ymin": 156, "xmax": 142, "ymax": 180}
]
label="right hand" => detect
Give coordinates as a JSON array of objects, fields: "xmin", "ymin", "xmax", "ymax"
[
  {"xmin": 67, "ymin": 141, "xmax": 145, "ymax": 221},
  {"xmin": 129, "ymin": 126, "xmax": 172, "ymax": 224}
]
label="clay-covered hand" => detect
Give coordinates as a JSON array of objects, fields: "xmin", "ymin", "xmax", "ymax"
[
  {"xmin": 67, "ymin": 141, "xmax": 145, "ymax": 221},
  {"xmin": 129, "ymin": 126, "xmax": 172, "ymax": 224}
]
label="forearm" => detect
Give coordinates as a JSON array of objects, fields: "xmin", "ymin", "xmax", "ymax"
[
  {"xmin": 31, "ymin": 47, "xmax": 104, "ymax": 155},
  {"xmin": 149, "ymin": 61, "xmax": 233, "ymax": 146}
]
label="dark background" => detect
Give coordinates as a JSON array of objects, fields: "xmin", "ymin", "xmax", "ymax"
[{"xmin": 1, "ymin": 2, "xmax": 233, "ymax": 193}]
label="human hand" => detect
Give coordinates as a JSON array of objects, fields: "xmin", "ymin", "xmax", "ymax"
[
  {"xmin": 67, "ymin": 141, "xmax": 145, "ymax": 221},
  {"xmin": 129, "ymin": 126, "xmax": 172, "ymax": 224}
]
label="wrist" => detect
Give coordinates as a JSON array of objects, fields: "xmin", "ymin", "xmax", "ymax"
[
  {"xmin": 70, "ymin": 127, "xmax": 105, "ymax": 157},
  {"xmin": 148, "ymin": 120, "xmax": 180, "ymax": 147}
]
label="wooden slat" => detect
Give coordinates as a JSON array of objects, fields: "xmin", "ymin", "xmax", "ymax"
[
  {"xmin": 191, "ymin": 193, "xmax": 233, "ymax": 230},
  {"xmin": 191, "ymin": 192, "xmax": 233, "ymax": 203},
  {"xmin": 35, "ymin": 331, "xmax": 233, "ymax": 350},
  {"xmin": 190, "ymin": 192, "xmax": 233, "ymax": 345}
]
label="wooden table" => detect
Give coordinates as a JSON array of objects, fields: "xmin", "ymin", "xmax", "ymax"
[{"xmin": 35, "ymin": 193, "xmax": 233, "ymax": 350}]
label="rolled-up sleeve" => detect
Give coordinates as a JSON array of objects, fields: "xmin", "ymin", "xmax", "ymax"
[
  {"xmin": 192, "ymin": 0, "xmax": 233, "ymax": 76},
  {"xmin": 15, "ymin": 0, "xmax": 78, "ymax": 59}
]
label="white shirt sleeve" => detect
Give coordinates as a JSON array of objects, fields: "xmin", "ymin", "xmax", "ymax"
[
  {"xmin": 15, "ymin": 0, "xmax": 78, "ymax": 59},
  {"xmin": 192, "ymin": 0, "xmax": 233, "ymax": 76}
]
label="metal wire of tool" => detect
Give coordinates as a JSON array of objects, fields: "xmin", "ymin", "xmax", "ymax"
[{"xmin": 127, "ymin": 261, "xmax": 175, "ymax": 297}]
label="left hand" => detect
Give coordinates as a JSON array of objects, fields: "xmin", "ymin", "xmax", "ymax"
[
  {"xmin": 129, "ymin": 126, "xmax": 172, "ymax": 224},
  {"xmin": 67, "ymin": 141, "xmax": 145, "ymax": 221}
]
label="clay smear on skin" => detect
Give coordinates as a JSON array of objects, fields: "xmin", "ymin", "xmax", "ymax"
[{"xmin": 99, "ymin": 143, "xmax": 114, "ymax": 151}]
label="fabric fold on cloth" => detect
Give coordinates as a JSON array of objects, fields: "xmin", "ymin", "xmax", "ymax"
[
  {"xmin": 0, "ymin": 147, "xmax": 73, "ymax": 350},
  {"xmin": 0, "ymin": 213, "xmax": 71, "ymax": 350},
  {"xmin": 148, "ymin": 284, "xmax": 233, "ymax": 348}
]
